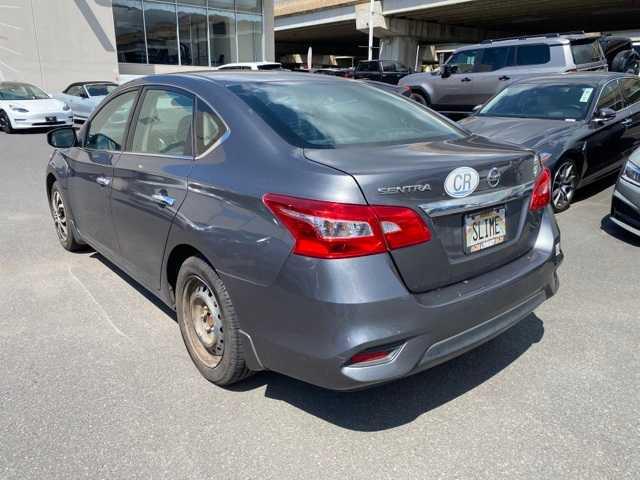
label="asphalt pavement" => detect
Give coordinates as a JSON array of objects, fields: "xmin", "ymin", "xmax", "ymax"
[{"xmin": 1, "ymin": 131, "xmax": 638, "ymax": 479}]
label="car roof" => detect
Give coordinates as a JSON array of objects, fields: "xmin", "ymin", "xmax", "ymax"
[
  {"xmin": 457, "ymin": 32, "xmax": 601, "ymax": 51},
  {"xmin": 170, "ymin": 70, "xmax": 345, "ymax": 85},
  {"xmin": 510, "ymin": 72, "xmax": 635, "ymax": 86},
  {"xmin": 67, "ymin": 81, "xmax": 117, "ymax": 87},
  {"xmin": 217, "ymin": 62, "xmax": 281, "ymax": 68}
]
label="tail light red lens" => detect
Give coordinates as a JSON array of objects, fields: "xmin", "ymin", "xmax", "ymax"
[
  {"xmin": 349, "ymin": 350, "xmax": 391, "ymax": 365},
  {"xmin": 529, "ymin": 167, "xmax": 551, "ymax": 211},
  {"xmin": 263, "ymin": 193, "xmax": 431, "ymax": 259}
]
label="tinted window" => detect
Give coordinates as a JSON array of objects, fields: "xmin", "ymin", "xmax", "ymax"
[
  {"xmin": 196, "ymin": 99, "xmax": 225, "ymax": 155},
  {"xmin": 65, "ymin": 85, "xmax": 84, "ymax": 97},
  {"xmin": 357, "ymin": 61, "xmax": 378, "ymax": 72},
  {"xmin": 448, "ymin": 49, "xmax": 481, "ymax": 74},
  {"xmin": 0, "ymin": 83, "xmax": 48, "ymax": 100},
  {"xmin": 112, "ymin": 0, "xmax": 146, "ymax": 63},
  {"xmin": 516, "ymin": 45, "xmax": 550, "ymax": 66},
  {"xmin": 229, "ymin": 82, "xmax": 463, "ymax": 148},
  {"xmin": 257, "ymin": 64, "xmax": 282, "ymax": 70},
  {"xmin": 382, "ymin": 61, "xmax": 408, "ymax": 72},
  {"xmin": 597, "ymin": 80, "xmax": 624, "ymax": 111},
  {"xmin": 86, "ymin": 90, "xmax": 138, "ymax": 151},
  {"xmin": 571, "ymin": 39, "xmax": 603, "ymax": 65},
  {"xmin": 622, "ymin": 78, "xmax": 640, "ymax": 106},
  {"xmin": 479, "ymin": 83, "xmax": 595, "ymax": 120},
  {"xmin": 477, "ymin": 46, "xmax": 512, "ymax": 72},
  {"xmin": 178, "ymin": 5, "xmax": 209, "ymax": 66},
  {"xmin": 131, "ymin": 89, "xmax": 194, "ymax": 156},
  {"xmin": 144, "ymin": 1, "xmax": 179, "ymax": 65},
  {"xmin": 85, "ymin": 84, "xmax": 117, "ymax": 97}
]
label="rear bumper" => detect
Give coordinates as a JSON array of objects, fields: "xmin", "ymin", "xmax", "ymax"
[
  {"xmin": 611, "ymin": 177, "xmax": 640, "ymax": 236},
  {"xmin": 226, "ymin": 207, "xmax": 562, "ymax": 391}
]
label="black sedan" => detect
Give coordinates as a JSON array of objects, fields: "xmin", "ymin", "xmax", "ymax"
[{"xmin": 460, "ymin": 73, "xmax": 640, "ymax": 212}]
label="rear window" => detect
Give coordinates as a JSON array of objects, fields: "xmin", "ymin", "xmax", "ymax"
[
  {"xmin": 357, "ymin": 61, "xmax": 378, "ymax": 72},
  {"xmin": 516, "ymin": 45, "xmax": 550, "ymax": 66},
  {"xmin": 229, "ymin": 81, "xmax": 464, "ymax": 148},
  {"xmin": 257, "ymin": 64, "xmax": 283, "ymax": 70},
  {"xmin": 571, "ymin": 39, "xmax": 604, "ymax": 65}
]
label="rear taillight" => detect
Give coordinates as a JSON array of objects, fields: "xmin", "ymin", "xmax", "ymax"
[
  {"xmin": 529, "ymin": 167, "xmax": 551, "ymax": 211},
  {"xmin": 263, "ymin": 193, "xmax": 430, "ymax": 259}
]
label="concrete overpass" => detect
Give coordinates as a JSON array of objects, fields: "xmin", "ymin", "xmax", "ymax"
[{"xmin": 275, "ymin": 0, "xmax": 640, "ymax": 66}]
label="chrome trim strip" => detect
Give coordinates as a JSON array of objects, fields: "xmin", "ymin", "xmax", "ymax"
[{"xmin": 420, "ymin": 182, "xmax": 534, "ymax": 217}]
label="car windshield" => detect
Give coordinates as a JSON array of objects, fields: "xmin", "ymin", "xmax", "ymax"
[
  {"xmin": 85, "ymin": 84, "xmax": 117, "ymax": 97},
  {"xmin": 229, "ymin": 81, "xmax": 464, "ymax": 148},
  {"xmin": 0, "ymin": 83, "xmax": 49, "ymax": 100},
  {"xmin": 478, "ymin": 83, "xmax": 596, "ymax": 120}
]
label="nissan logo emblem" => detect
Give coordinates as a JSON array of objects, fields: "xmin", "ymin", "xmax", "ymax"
[{"xmin": 487, "ymin": 168, "xmax": 501, "ymax": 188}]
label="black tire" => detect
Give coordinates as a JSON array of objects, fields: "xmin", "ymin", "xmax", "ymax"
[
  {"xmin": 552, "ymin": 159, "xmax": 578, "ymax": 213},
  {"xmin": 176, "ymin": 256, "xmax": 251, "ymax": 386},
  {"xmin": 49, "ymin": 181, "xmax": 84, "ymax": 251},
  {"xmin": 0, "ymin": 110, "xmax": 13, "ymax": 134},
  {"xmin": 611, "ymin": 50, "xmax": 640, "ymax": 74},
  {"xmin": 410, "ymin": 91, "xmax": 428, "ymax": 106}
]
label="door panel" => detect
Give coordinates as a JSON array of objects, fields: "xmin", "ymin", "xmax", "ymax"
[{"xmin": 620, "ymin": 78, "xmax": 640, "ymax": 158}]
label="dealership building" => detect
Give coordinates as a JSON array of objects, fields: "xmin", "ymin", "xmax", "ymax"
[{"xmin": 0, "ymin": 0, "xmax": 275, "ymax": 92}]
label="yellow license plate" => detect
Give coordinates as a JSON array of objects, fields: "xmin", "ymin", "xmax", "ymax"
[{"xmin": 464, "ymin": 207, "xmax": 506, "ymax": 253}]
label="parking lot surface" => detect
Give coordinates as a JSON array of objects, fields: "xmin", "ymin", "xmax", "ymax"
[{"xmin": 1, "ymin": 132, "xmax": 639, "ymax": 479}]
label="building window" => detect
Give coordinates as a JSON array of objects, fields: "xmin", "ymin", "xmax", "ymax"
[
  {"xmin": 178, "ymin": 5, "xmax": 209, "ymax": 66},
  {"xmin": 209, "ymin": 9, "xmax": 237, "ymax": 66},
  {"xmin": 144, "ymin": 1, "xmax": 179, "ymax": 65},
  {"xmin": 113, "ymin": 0, "xmax": 146, "ymax": 64},
  {"xmin": 235, "ymin": 0, "xmax": 262, "ymax": 14},
  {"xmin": 237, "ymin": 12, "xmax": 262, "ymax": 62}
]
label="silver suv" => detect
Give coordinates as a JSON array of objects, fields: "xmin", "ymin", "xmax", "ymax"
[{"xmin": 400, "ymin": 32, "xmax": 608, "ymax": 115}]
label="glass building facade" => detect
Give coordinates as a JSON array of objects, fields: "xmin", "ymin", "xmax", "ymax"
[{"xmin": 113, "ymin": 0, "xmax": 263, "ymax": 67}]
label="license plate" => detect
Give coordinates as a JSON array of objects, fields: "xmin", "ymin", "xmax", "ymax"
[
  {"xmin": 46, "ymin": 116, "xmax": 57, "ymax": 122},
  {"xmin": 464, "ymin": 207, "xmax": 506, "ymax": 253}
]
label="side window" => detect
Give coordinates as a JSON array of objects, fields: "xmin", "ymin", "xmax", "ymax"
[
  {"xmin": 130, "ymin": 89, "xmax": 194, "ymax": 156},
  {"xmin": 597, "ymin": 80, "xmax": 624, "ymax": 112},
  {"xmin": 477, "ymin": 46, "xmax": 512, "ymax": 72},
  {"xmin": 357, "ymin": 61, "xmax": 376, "ymax": 72},
  {"xmin": 85, "ymin": 90, "xmax": 138, "ymax": 151},
  {"xmin": 448, "ymin": 49, "xmax": 481, "ymax": 74},
  {"xmin": 66, "ymin": 85, "xmax": 82, "ymax": 96},
  {"xmin": 622, "ymin": 78, "xmax": 640, "ymax": 107},
  {"xmin": 516, "ymin": 45, "xmax": 550, "ymax": 66},
  {"xmin": 196, "ymin": 99, "xmax": 225, "ymax": 155},
  {"xmin": 382, "ymin": 61, "xmax": 397, "ymax": 72}
]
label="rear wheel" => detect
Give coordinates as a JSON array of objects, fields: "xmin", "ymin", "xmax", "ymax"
[
  {"xmin": 552, "ymin": 159, "xmax": 578, "ymax": 213},
  {"xmin": 176, "ymin": 257, "xmax": 251, "ymax": 386},
  {"xmin": 0, "ymin": 111, "xmax": 13, "ymax": 133},
  {"xmin": 49, "ymin": 182, "xmax": 84, "ymax": 251}
]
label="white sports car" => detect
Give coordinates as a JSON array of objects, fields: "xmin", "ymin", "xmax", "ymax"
[
  {"xmin": 55, "ymin": 81, "xmax": 118, "ymax": 123},
  {"xmin": 0, "ymin": 82, "xmax": 73, "ymax": 133}
]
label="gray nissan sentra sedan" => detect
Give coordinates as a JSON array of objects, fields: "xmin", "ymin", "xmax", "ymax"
[{"xmin": 45, "ymin": 72, "xmax": 562, "ymax": 390}]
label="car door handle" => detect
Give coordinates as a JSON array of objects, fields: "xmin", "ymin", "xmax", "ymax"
[
  {"xmin": 499, "ymin": 75, "xmax": 510, "ymax": 81},
  {"xmin": 461, "ymin": 77, "xmax": 472, "ymax": 82},
  {"xmin": 96, "ymin": 176, "xmax": 111, "ymax": 187},
  {"xmin": 622, "ymin": 118, "xmax": 633, "ymax": 127},
  {"xmin": 151, "ymin": 193, "xmax": 176, "ymax": 207}
]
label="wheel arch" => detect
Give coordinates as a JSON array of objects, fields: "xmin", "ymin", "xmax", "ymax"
[
  {"xmin": 165, "ymin": 243, "xmax": 211, "ymax": 305},
  {"xmin": 409, "ymin": 86, "xmax": 431, "ymax": 104},
  {"xmin": 46, "ymin": 172, "xmax": 57, "ymax": 200},
  {"xmin": 558, "ymin": 149, "xmax": 586, "ymax": 183}
]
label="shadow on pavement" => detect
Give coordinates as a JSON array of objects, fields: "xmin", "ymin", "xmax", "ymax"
[
  {"xmin": 231, "ymin": 314, "xmax": 545, "ymax": 431},
  {"xmin": 600, "ymin": 215, "xmax": 640, "ymax": 247},
  {"xmin": 572, "ymin": 171, "xmax": 618, "ymax": 205}
]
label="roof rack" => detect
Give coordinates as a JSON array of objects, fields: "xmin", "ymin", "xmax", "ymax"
[{"xmin": 481, "ymin": 31, "xmax": 586, "ymax": 44}]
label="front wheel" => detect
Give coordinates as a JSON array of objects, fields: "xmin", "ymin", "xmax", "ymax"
[
  {"xmin": 0, "ymin": 111, "xmax": 13, "ymax": 133},
  {"xmin": 552, "ymin": 159, "xmax": 578, "ymax": 213},
  {"xmin": 176, "ymin": 257, "xmax": 251, "ymax": 386},
  {"xmin": 49, "ymin": 182, "xmax": 84, "ymax": 251},
  {"xmin": 410, "ymin": 91, "xmax": 428, "ymax": 106}
]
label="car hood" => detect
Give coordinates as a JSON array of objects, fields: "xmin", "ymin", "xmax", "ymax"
[
  {"xmin": 2, "ymin": 98, "xmax": 67, "ymax": 113},
  {"xmin": 459, "ymin": 116, "xmax": 580, "ymax": 148}
]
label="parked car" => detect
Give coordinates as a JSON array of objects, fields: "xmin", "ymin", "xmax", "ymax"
[
  {"xmin": 610, "ymin": 147, "xmax": 640, "ymax": 236},
  {"xmin": 313, "ymin": 67, "xmax": 353, "ymax": 78},
  {"xmin": 45, "ymin": 72, "xmax": 562, "ymax": 391},
  {"xmin": 399, "ymin": 32, "xmax": 608, "ymax": 116},
  {"xmin": 599, "ymin": 36, "xmax": 640, "ymax": 74},
  {"xmin": 459, "ymin": 73, "xmax": 640, "ymax": 212},
  {"xmin": 56, "ymin": 81, "xmax": 118, "ymax": 123},
  {"xmin": 353, "ymin": 60, "xmax": 413, "ymax": 85},
  {"xmin": 0, "ymin": 81, "xmax": 73, "ymax": 133},
  {"xmin": 360, "ymin": 79, "xmax": 413, "ymax": 98},
  {"xmin": 216, "ymin": 62, "xmax": 283, "ymax": 71}
]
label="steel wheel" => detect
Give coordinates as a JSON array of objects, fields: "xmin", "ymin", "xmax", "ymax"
[
  {"xmin": 51, "ymin": 190, "xmax": 68, "ymax": 241},
  {"xmin": 183, "ymin": 276, "xmax": 225, "ymax": 368},
  {"xmin": 552, "ymin": 161, "xmax": 578, "ymax": 212}
]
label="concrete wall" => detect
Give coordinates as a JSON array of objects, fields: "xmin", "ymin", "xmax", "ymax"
[{"xmin": 0, "ymin": 0, "xmax": 119, "ymax": 93}]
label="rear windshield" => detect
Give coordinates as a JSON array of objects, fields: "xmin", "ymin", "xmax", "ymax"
[
  {"xmin": 229, "ymin": 81, "xmax": 464, "ymax": 148},
  {"xmin": 0, "ymin": 83, "xmax": 48, "ymax": 100},
  {"xmin": 86, "ymin": 83, "xmax": 117, "ymax": 96},
  {"xmin": 571, "ymin": 39, "xmax": 603, "ymax": 65},
  {"xmin": 479, "ymin": 83, "xmax": 595, "ymax": 120}
]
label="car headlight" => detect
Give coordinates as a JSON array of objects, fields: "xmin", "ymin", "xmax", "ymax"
[
  {"xmin": 9, "ymin": 105, "xmax": 29, "ymax": 113},
  {"xmin": 62, "ymin": 104, "xmax": 70, "ymax": 111},
  {"xmin": 622, "ymin": 160, "xmax": 640, "ymax": 185}
]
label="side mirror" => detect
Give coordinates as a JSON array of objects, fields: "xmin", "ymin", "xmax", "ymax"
[
  {"xmin": 472, "ymin": 104, "xmax": 483, "ymax": 113},
  {"xmin": 441, "ymin": 64, "xmax": 452, "ymax": 78},
  {"xmin": 47, "ymin": 127, "xmax": 77, "ymax": 148},
  {"xmin": 593, "ymin": 108, "xmax": 616, "ymax": 123}
]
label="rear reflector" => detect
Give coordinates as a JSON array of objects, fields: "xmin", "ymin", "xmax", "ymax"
[
  {"xmin": 263, "ymin": 193, "xmax": 430, "ymax": 259},
  {"xmin": 349, "ymin": 350, "xmax": 391, "ymax": 365},
  {"xmin": 529, "ymin": 167, "xmax": 551, "ymax": 211}
]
